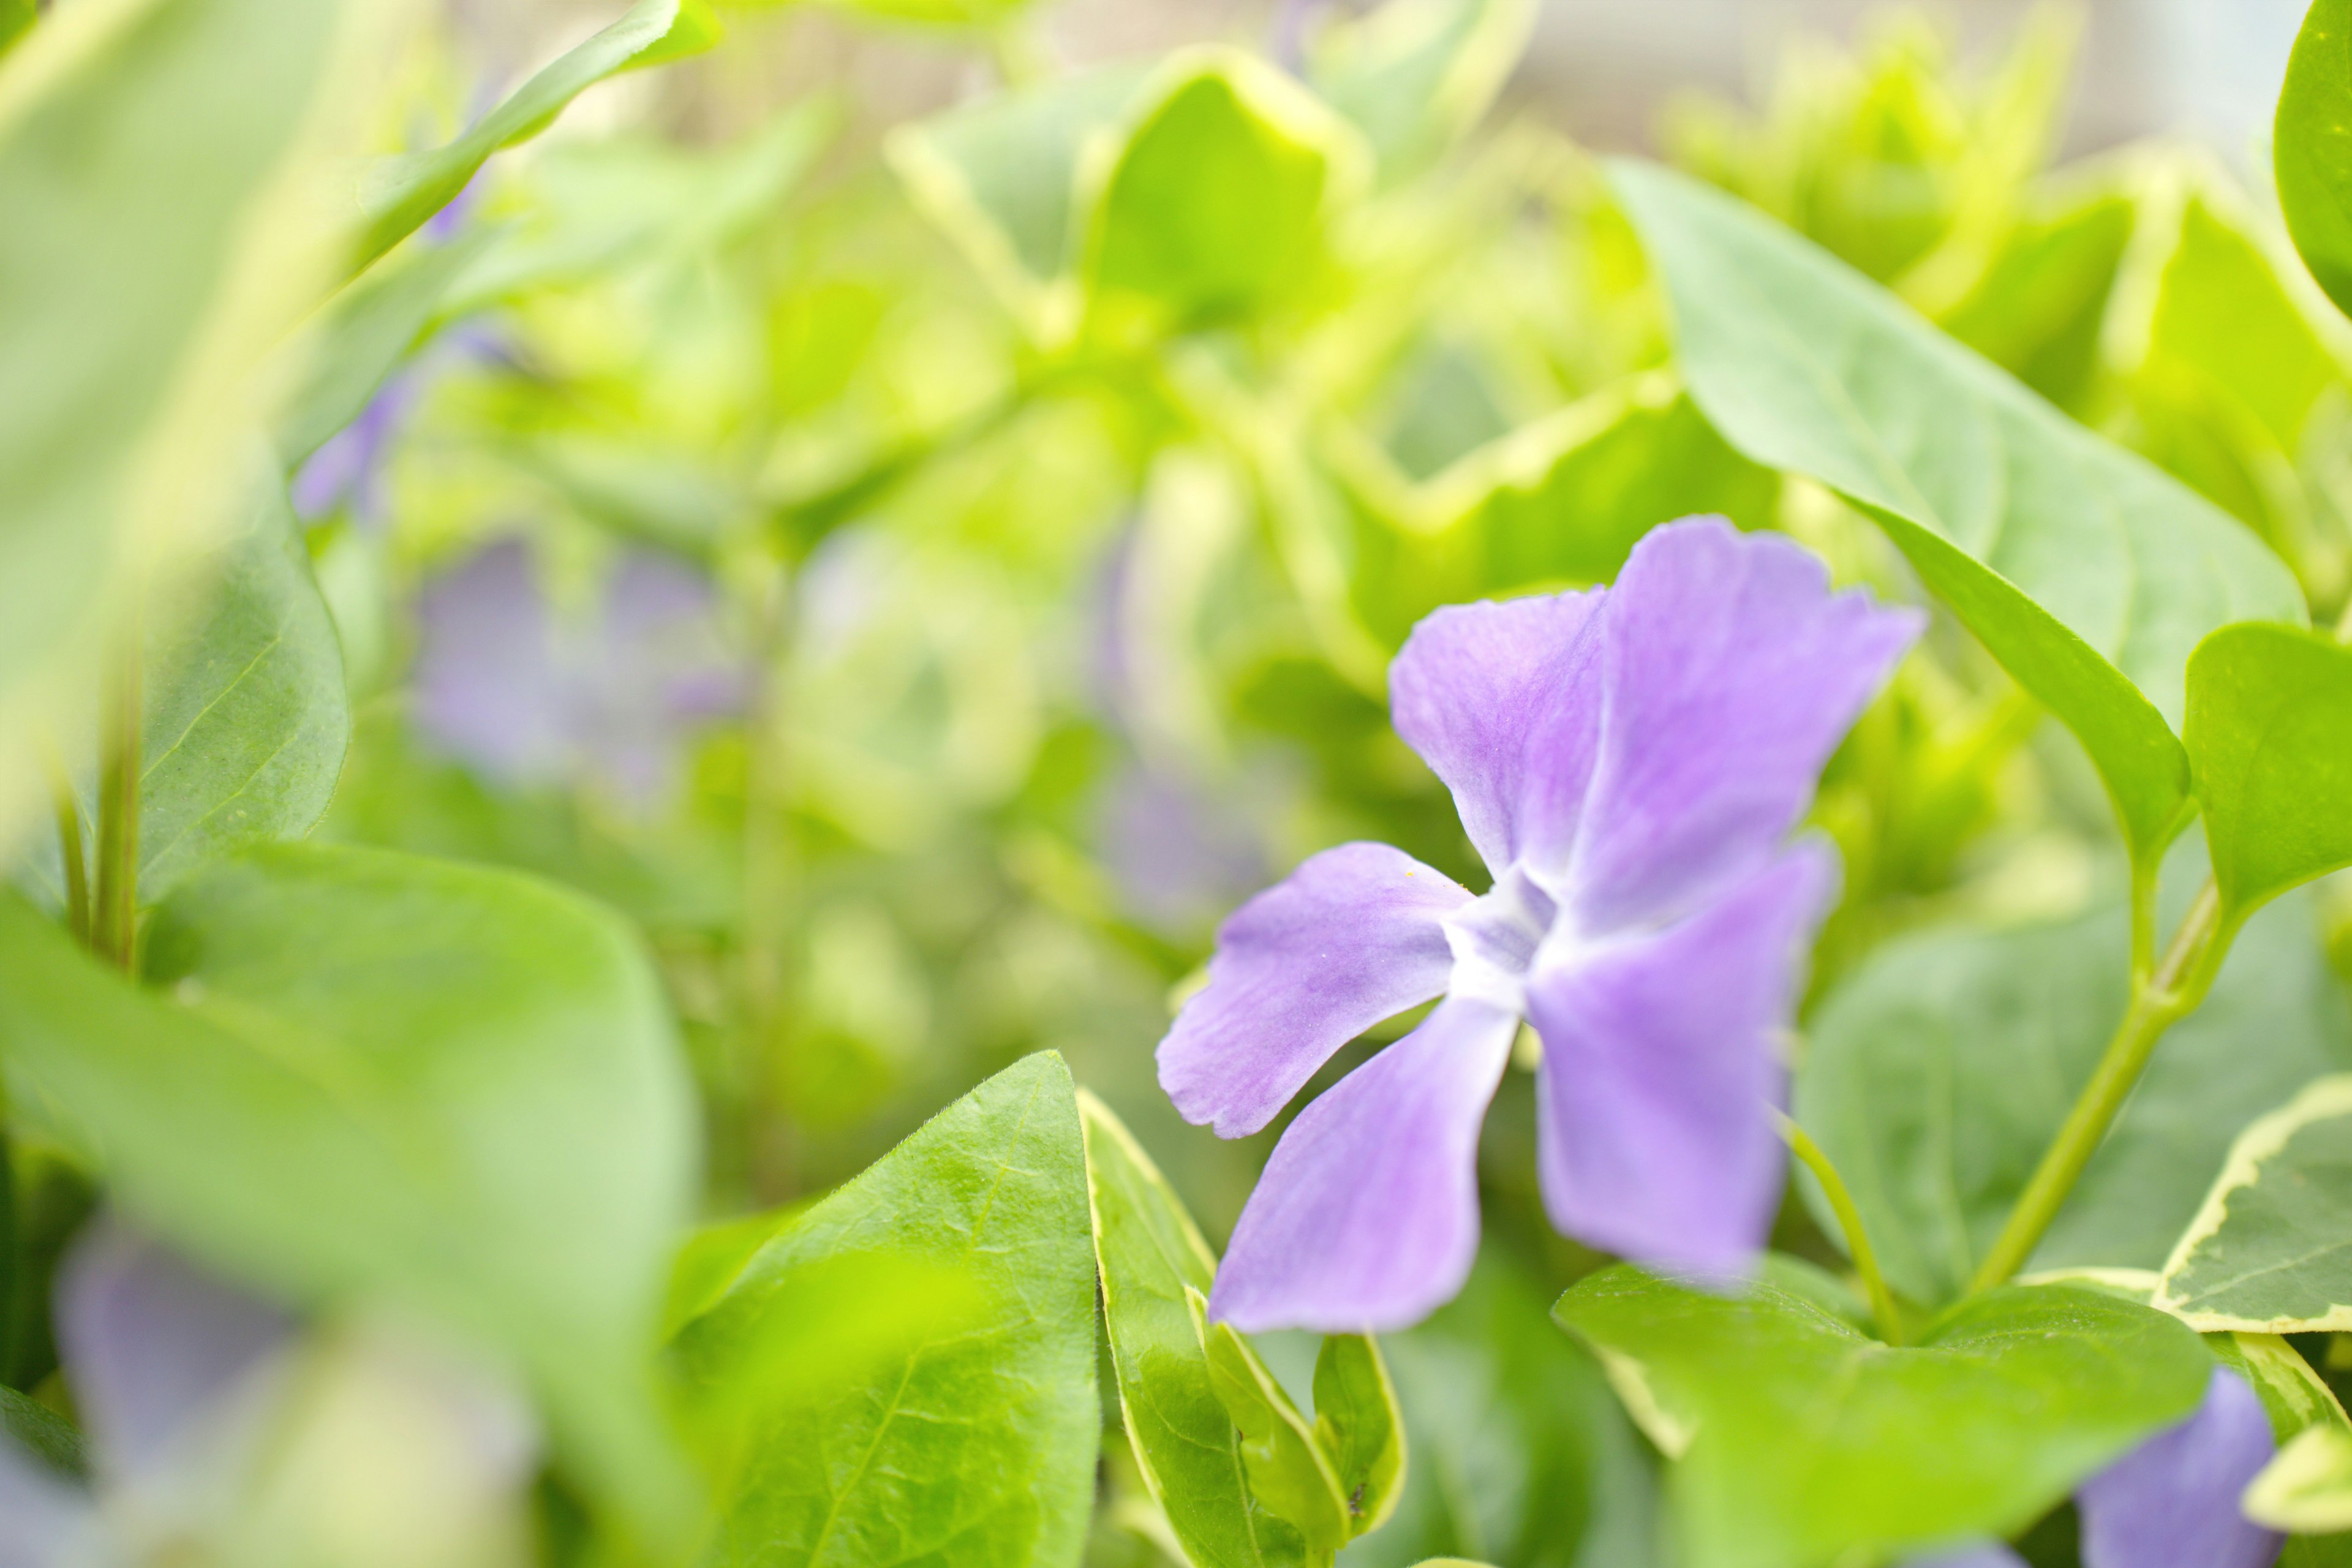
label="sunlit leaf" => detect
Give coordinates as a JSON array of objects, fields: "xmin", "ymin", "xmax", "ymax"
[
  {"xmin": 2250, "ymin": 1425, "xmax": 2352, "ymax": 1535},
  {"xmin": 1610, "ymin": 158, "xmax": 2305, "ymax": 869},
  {"xmin": 2278, "ymin": 0, "xmax": 2352, "ymax": 319},
  {"xmin": 1308, "ymin": 0, "xmax": 1537, "ymax": 180},
  {"xmin": 1555, "ymin": 1265, "xmax": 2211, "ymax": 1568},
  {"xmin": 0, "ymin": 847, "xmax": 700, "ymax": 1532},
  {"xmin": 2185, "ymin": 624, "xmax": 2352, "ymax": 920}
]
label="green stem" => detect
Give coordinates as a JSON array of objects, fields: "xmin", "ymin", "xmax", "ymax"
[
  {"xmin": 1969, "ymin": 879, "xmax": 2231, "ymax": 1294},
  {"xmin": 91, "ymin": 631, "xmax": 140, "ymax": 973},
  {"xmin": 1778, "ymin": 1112, "xmax": 1905, "ymax": 1345},
  {"xmin": 38, "ymin": 736, "xmax": 88, "ymax": 946}
]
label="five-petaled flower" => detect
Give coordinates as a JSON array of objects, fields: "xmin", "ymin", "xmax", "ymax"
[{"xmin": 1158, "ymin": 518, "xmax": 1923, "ymax": 1332}]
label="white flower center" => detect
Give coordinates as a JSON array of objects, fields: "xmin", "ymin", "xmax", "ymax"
[{"xmin": 1441, "ymin": 864, "xmax": 1561, "ymax": 1014}]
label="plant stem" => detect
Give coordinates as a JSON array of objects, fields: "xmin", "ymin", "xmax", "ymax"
[
  {"xmin": 38, "ymin": 735, "xmax": 88, "ymax": 945},
  {"xmin": 1778, "ymin": 1112, "xmax": 1905, "ymax": 1345},
  {"xmin": 91, "ymin": 631, "xmax": 141, "ymax": 973},
  {"xmin": 1968, "ymin": 879, "xmax": 2231, "ymax": 1294}
]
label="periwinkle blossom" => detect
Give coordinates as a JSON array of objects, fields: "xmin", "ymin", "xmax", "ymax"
[
  {"xmin": 1158, "ymin": 518, "xmax": 1921, "ymax": 1331},
  {"xmin": 1904, "ymin": 1366, "xmax": 2281, "ymax": 1568}
]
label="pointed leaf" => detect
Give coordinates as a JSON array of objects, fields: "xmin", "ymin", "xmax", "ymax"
[
  {"xmin": 1191, "ymin": 1286, "xmax": 1352, "ymax": 1560},
  {"xmin": 2158, "ymin": 1075, "xmax": 2352, "ymax": 1332},
  {"xmin": 1555, "ymin": 1267, "xmax": 2212, "ymax": 1568},
  {"xmin": 1608, "ymin": 158, "xmax": 2304, "ymax": 867},
  {"xmin": 1312, "ymin": 1333, "xmax": 1403, "ymax": 1537},
  {"xmin": 2278, "ymin": 0, "xmax": 2352, "ymax": 319},
  {"xmin": 2186, "ymin": 624, "xmax": 2352, "ymax": 921},
  {"xmin": 679, "ymin": 1054, "xmax": 1099, "ymax": 1568}
]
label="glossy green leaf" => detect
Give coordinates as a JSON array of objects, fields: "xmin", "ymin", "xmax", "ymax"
[
  {"xmin": 1308, "ymin": 0, "xmax": 1537, "ymax": 179},
  {"xmin": 1795, "ymin": 883, "xmax": 2352, "ymax": 1307},
  {"xmin": 0, "ymin": 0, "xmax": 367, "ymax": 832},
  {"xmin": 888, "ymin": 63, "xmax": 1150, "ymax": 334},
  {"xmin": 1609, "ymin": 157, "xmax": 2305, "ymax": 865},
  {"xmin": 342, "ymin": 0, "xmax": 721, "ymax": 279},
  {"xmin": 1343, "ymin": 1251, "xmax": 1656, "ymax": 1568},
  {"xmin": 1554, "ymin": 1266, "xmax": 2211, "ymax": 1568},
  {"xmin": 2185, "ymin": 624, "xmax": 2352, "ymax": 920},
  {"xmin": 1312, "ymin": 1333, "xmax": 1403, "ymax": 1539},
  {"xmin": 2157, "ymin": 1074, "xmax": 2352, "ymax": 1332},
  {"xmin": 1079, "ymin": 1088, "xmax": 1319, "ymax": 1568},
  {"xmin": 1082, "ymin": 51, "xmax": 1364, "ymax": 337},
  {"xmin": 2278, "ymin": 0, "xmax": 2352, "ymax": 319},
  {"xmin": 0, "ymin": 1384, "xmax": 83, "ymax": 1477},
  {"xmin": 680, "ymin": 1053, "xmax": 1099, "ymax": 1568},
  {"xmin": 0, "ymin": 846, "xmax": 699, "ymax": 1529}
]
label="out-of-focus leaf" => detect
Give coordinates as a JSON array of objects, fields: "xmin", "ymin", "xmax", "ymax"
[
  {"xmin": 0, "ymin": 846, "xmax": 701, "ymax": 1532},
  {"xmin": 888, "ymin": 64, "xmax": 1150, "ymax": 334},
  {"xmin": 1079, "ymin": 1088, "xmax": 1320, "ymax": 1568},
  {"xmin": 0, "ymin": 0, "xmax": 32, "ymax": 56},
  {"xmin": 1610, "ymin": 158, "xmax": 2304, "ymax": 870},
  {"xmin": 1194, "ymin": 1289, "xmax": 1353, "ymax": 1559},
  {"xmin": 342, "ymin": 0, "xmax": 722, "ymax": 279},
  {"xmin": 1554, "ymin": 1266, "xmax": 2211, "ymax": 1568},
  {"xmin": 2250, "ymin": 1426, "xmax": 2352, "ymax": 1534},
  {"xmin": 1796, "ymin": 881, "xmax": 2352, "ymax": 1307},
  {"xmin": 2157, "ymin": 1075, "xmax": 2352, "ymax": 1332},
  {"xmin": 817, "ymin": 0, "xmax": 1031, "ymax": 26},
  {"xmin": 20, "ymin": 475, "xmax": 348, "ymax": 910},
  {"xmin": 1308, "ymin": 0, "xmax": 1536, "ymax": 179},
  {"xmin": 2278, "ymin": 0, "xmax": 2352, "ymax": 319},
  {"xmin": 0, "ymin": 1385, "xmax": 83, "ymax": 1478},
  {"xmin": 679, "ymin": 1052, "xmax": 1098, "ymax": 1568},
  {"xmin": 1344, "ymin": 1252, "xmax": 1657, "ymax": 1568},
  {"xmin": 2185, "ymin": 625, "xmax": 2352, "ymax": 920},
  {"xmin": 1936, "ymin": 186, "xmax": 2132, "ymax": 413},
  {"xmin": 0, "ymin": 0, "xmax": 371, "ymax": 839},
  {"xmin": 1082, "ymin": 50, "xmax": 1366, "ymax": 337},
  {"xmin": 1313, "ymin": 1334, "xmax": 1404, "ymax": 1540}
]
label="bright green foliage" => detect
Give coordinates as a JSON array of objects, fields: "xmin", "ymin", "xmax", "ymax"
[
  {"xmin": 1795, "ymin": 884, "xmax": 2352, "ymax": 1306},
  {"xmin": 1308, "ymin": 0, "xmax": 1537, "ymax": 181},
  {"xmin": 1553, "ymin": 1266, "xmax": 2211, "ymax": 1568},
  {"xmin": 2251, "ymin": 1426, "xmax": 2352, "ymax": 1536},
  {"xmin": 682, "ymin": 1054, "xmax": 1099, "ymax": 1568},
  {"xmin": 1083, "ymin": 54, "xmax": 1360, "ymax": 337},
  {"xmin": 0, "ymin": 0, "xmax": 360, "ymax": 824},
  {"xmin": 0, "ymin": 846, "xmax": 699, "ymax": 1528},
  {"xmin": 2278, "ymin": 0, "xmax": 2352, "ymax": 319},
  {"xmin": 1609, "ymin": 157, "xmax": 2306, "ymax": 869},
  {"xmin": 343, "ymin": 0, "xmax": 723, "ymax": 279},
  {"xmin": 2158, "ymin": 1075, "xmax": 2352, "ymax": 1332},
  {"xmin": 1194, "ymin": 1291, "xmax": 1354, "ymax": 1559},
  {"xmin": 1936, "ymin": 188, "xmax": 2133, "ymax": 413},
  {"xmin": 1310, "ymin": 1333, "xmax": 1403, "ymax": 1537},
  {"xmin": 820, "ymin": 0, "xmax": 1031, "ymax": 24},
  {"xmin": 0, "ymin": 0, "xmax": 31, "ymax": 56},
  {"xmin": 2186, "ymin": 624, "xmax": 2352, "ymax": 919}
]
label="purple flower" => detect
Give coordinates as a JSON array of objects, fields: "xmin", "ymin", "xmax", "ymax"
[
  {"xmin": 1899, "ymin": 1366, "xmax": 2282, "ymax": 1568},
  {"xmin": 1156, "ymin": 518, "xmax": 1920, "ymax": 1332}
]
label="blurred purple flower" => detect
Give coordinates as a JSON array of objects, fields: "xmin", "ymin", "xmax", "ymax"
[
  {"xmin": 412, "ymin": 538, "xmax": 745, "ymax": 809},
  {"xmin": 292, "ymin": 372, "xmax": 421, "ymax": 527},
  {"xmin": 1158, "ymin": 518, "xmax": 1919, "ymax": 1332},
  {"xmin": 1901, "ymin": 1366, "xmax": 2281, "ymax": 1568},
  {"xmin": 1099, "ymin": 763, "xmax": 1269, "ymax": 937}
]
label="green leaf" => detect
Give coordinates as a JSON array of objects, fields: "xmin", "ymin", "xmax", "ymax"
[
  {"xmin": 0, "ymin": 846, "xmax": 700, "ymax": 1532},
  {"xmin": 678, "ymin": 1053, "xmax": 1099, "ymax": 1568},
  {"xmin": 1082, "ymin": 51, "xmax": 1366, "ymax": 337},
  {"xmin": 1194, "ymin": 1288, "xmax": 1354, "ymax": 1559},
  {"xmin": 1934, "ymin": 187, "xmax": 2133, "ymax": 415},
  {"xmin": 1553, "ymin": 1266, "xmax": 2212, "ymax": 1568},
  {"xmin": 1795, "ymin": 883, "xmax": 2352, "ymax": 1307},
  {"xmin": 1308, "ymin": 0, "xmax": 1537, "ymax": 179},
  {"xmin": 1079, "ymin": 1088, "xmax": 1319, "ymax": 1568},
  {"xmin": 2278, "ymin": 0, "xmax": 2352, "ymax": 320},
  {"xmin": 2186, "ymin": 624, "xmax": 2352, "ymax": 920},
  {"xmin": 2157, "ymin": 1074, "xmax": 2352, "ymax": 1332},
  {"xmin": 1607, "ymin": 157, "xmax": 2305, "ymax": 867},
  {"xmin": 342, "ymin": 0, "xmax": 722, "ymax": 279},
  {"xmin": 2250, "ymin": 1425, "xmax": 2352, "ymax": 1535},
  {"xmin": 0, "ymin": 1384, "xmax": 83, "ymax": 1477},
  {"xmin": 1312, "ymin": 1333, "xmax": 1403, "ymax": 1539},
  {"xmin": 819, "ymin": 0, "xmax": 1031, "ymax": 26},
  {"xmin": 0, "ymin": 0, "xmax": 32, "ymax": 57},
  {"xmin": 0, "ymin": 0, "xmax": 369, "ymax": 828}
]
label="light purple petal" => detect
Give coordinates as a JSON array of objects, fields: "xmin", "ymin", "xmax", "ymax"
[
  {"xmin": 1533, "ymin": 517, "xmax": 1918, "ymax": 933},
  {"xmin": 412, "ymin": 538, "xmax": 570, "ymax": 784},
  {"xmin": 1903, "ymin": 1549, "xmax": 2029, "ymax": 1568},
  {"xmin": 1528, "ymin": 843, "xmax": 1834, "ymax": 1275},
  {"xmin": 1208, "ymin": 995, "xmax": 1517, "ymax": 1333},
  {"xmin": 55, "ymin": 1222, "xmax": 290, "ymax": 1494},
  {"xmin": 571, "ymin": 551, "xmax": 745, "ymax": 807},
  {"xmin": 1158, "ymin": 842, "xmax": 1471, "ymax": 1137},
  {"xmin": 1389, "ymin": 590, "xmax": 1602, "ymax": 876},
  {"xmin": 1099, "ymin": 763, "xmax": 1268, "ymax": 937},
  {"xmin": 0, "ymin": 1439, "xmax": 98, "ymax": 1568},
  {"xmin": 2078, "ymin": 1366, "xmax": 2281, "ymax": 1568}
]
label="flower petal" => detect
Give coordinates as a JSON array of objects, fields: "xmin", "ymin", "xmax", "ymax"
[
  {"xmin": 1158, "ymin": 842, "xmax": 1471, "ymax": 1137},
  {"xmin": 1208, "ymin": 996, "xmax": 1517, "ymax": 1332},
  {"xmin": 56, "ymin": 1221, "xmax": 290, "ymax": 1494},
  {"xmin": 1389, "ymin": 590, "xmax": 1603, "ymax": 875},
  {"xmin": 2077, "ymin": 1366, "xmax": 2280, "ymax": 1568},
  {"xmin": 1902, "ymin": 1549, "xmax": 2029, "ymax": 1568},
  {"xmin": 0, "ymin": 1438, "xmax": 99, "ymax": 1568},
  {"xmin": 1530, "ymin": 517, "xmax": 1919, "ymax": 932},
  {"xmin": 1528, "ymin": 843, "xmax": 1834, "ymax": 1275}
]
